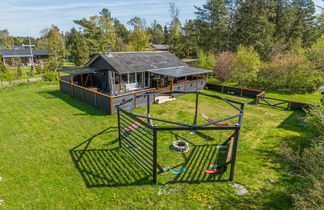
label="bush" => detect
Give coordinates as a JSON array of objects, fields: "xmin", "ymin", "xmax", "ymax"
[
  {"xmin": 232, "ymin": 45, "xmax": 262, "ymax": 87},
  {"xmin": 281, "ymin": 104, "xmax": 324, "ymax": 209},
  {"xmin": 257, "ymin": 51, "xmax": 323, "ymax": 93},
  {"xmin": 43, "ymin": 71, "xmax": 58, "ymax": 81},
  {"xmin": 213, "ymin": 51, "xmax": 236, "ymax": 82},
  {"xmin": 307, "ymin": 34, "xmax": 324, "ymax": 70},
  {"xmin": 0, "ymin": 60, "xmax": 6, "ymax": 73},
  {"xmin": 197, "ymin": 49, "xmax": 216, "ymax": 69},
  {"xmin": 305, "ymin": 104, "xmax": 324, "ymax": 136}
]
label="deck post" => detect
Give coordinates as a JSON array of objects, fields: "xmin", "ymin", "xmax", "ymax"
[{"xmin": 152, "ymin": 128, "xmax": 158, "ymax": 184}]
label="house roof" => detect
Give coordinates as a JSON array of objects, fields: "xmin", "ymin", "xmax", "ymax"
[
  {"xmin": 148, "ymin": 66, "xmax": 212, "ymax": 78},
  {"xmin": 59, "ymin": 67, "xmax": 102, "ymax": 75},
  {"xmin": 151, "ymin": 44, "xmax": 170, "ymax": 50},
  {"xmin": 0, "ymin": 49, "xmax": 49, "ymax": 58},
  {"xmin": 86, "ymin": 51, "xmax": 188, "ymax": 74}
]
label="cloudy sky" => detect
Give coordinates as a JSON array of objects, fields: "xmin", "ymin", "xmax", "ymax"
[{"xmin": 0, "ymin": 0, "xmax": 323, "ymax": 37}]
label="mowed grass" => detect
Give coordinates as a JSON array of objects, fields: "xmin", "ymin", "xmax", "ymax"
[{"xmin": 0, "ymin": 82, "xmax": 314, "ymax": 209}]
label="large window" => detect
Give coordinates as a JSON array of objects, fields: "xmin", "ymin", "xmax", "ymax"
[
  {"xmin": 144, "ymin": 72, "xmax": 150, "ymax": 87},
  {"xmin": 136, "ymin": 72, "xmax": 143, "ymax": 87},
  {"xmin": 121, "ymin": 74, "xmax": 128, "ymax": 84},
  {"xmin": 129, "ymin": 73, "xmax": 136, "ymax": 83}
]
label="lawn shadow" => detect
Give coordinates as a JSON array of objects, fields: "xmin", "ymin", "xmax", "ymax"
[
  {"xmin": 70, "ymin": 127, "xmax": 151, "ymax": 188},
  {"xmin": 277, "ymin": 111, "xmax": 307, "ymax": 132},
  {"xmin": 37, "ymin": 90, "xmax": 108, "ymax": 116}
]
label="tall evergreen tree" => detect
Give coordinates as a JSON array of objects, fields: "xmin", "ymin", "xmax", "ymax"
[
  {"xmin": 66, "ymin": 28, "xmax": 89, "ymax": 66},
  {"xmin": 148, "ymin": 20, "xmax": 165, "ymax": 44},
  {"xmin": 195, "ymin": 0, "xmax": 230, "ymax": 52},
  {"xmin": 232, "ymin": 0, "xmax": 276, "ymax": 60},
  {"xmin": 168, "ymin": 3, "xmax": 183, "ymax": 56}
]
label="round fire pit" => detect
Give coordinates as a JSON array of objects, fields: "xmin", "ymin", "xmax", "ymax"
[{"xmin": 172, "ymin": 140, "xmax": 189, "ymax": 153}]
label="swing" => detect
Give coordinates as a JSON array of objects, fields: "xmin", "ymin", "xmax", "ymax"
[
  {"xmin": 204, "ymin": 138, "xmax": 234, "ymax": 174},
  {"xmin": 169, "ymin": 167, "xmax": 185, "ymax": 174},
  {"xmin": 202, "ymin": 114, "xmax": 231, "ymax": 126}
]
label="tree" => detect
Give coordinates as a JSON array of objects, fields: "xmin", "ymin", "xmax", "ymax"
[
  {"xmin": 127, "ymin": 17, "xmax": 150, "ymax": 51},
  {"xmin": 0, "ymin": 29, "xmax": 13, "ymax": 48},
  {"xmin": 195, "ymin": 0, "xmax": 230, "ymax": 52},
  {"xmin": 214, "ymin": 51, "xmax": 236, "ymax": 82},
  {"xmin": 37, "ymin": 25, "xmax": 65, "ymax": 64},
  {"xmin": 66, "ymin": 28, "xmax": 89, "ymax": 66},
  {"xmin": 307, "ymin": 34, "xmax": 324, "ymax": 70},
  {"xmin": 289, "ymin": 0, "xmax": 316, "ymax": 48},
  {"xmin": 232, "ymin": 45, "xmax": 262, "ymax": 86},
  {"xmin": 168, "ymin": 3, "xmax": 183, "ymax": 56},
  {"xmin": 232, "ymin": 0, "xmax": 276, "ymax": 60},
  {"xmin": 74, "ymin": 8, "xmax": 117, "ymax": 54},
  {"xmin": 148, "ymin": 20, "xmax": 164, "ymax": 44},
  {"xmin": 98, "ymin": 8, "xmax": 117, "ymax": 51}
]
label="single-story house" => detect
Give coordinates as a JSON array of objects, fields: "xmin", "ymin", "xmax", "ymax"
[
  {"xmin": 59, "ymin": 51, "xmax": 212, "ymax": 114},
  {"xmin": 0, "ymin": 48, "xmax": 49, "ymax": 66}
]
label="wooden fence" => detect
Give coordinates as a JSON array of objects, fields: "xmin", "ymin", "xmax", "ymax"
[
  {"xmin": 59, "ymin": 79, "xmax": 155, "ymax": 114},
  {"xmin": 206, "ymin": 83, "xmax": 311, "ymax": 111}
]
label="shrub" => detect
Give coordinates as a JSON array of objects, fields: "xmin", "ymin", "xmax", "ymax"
[
  {"xmin": 0, "ymin": 60, "xmax": 6, "ymax": 73},
  {"xmin": 305, "ymin": 104, "xmax": 324, "ymax": 136},
  {"xmin": 281, "ymin": 104, "xmax": 324, "ymax": 209},
  {"xmin": 197, "ymin": 49, "xmax": 216, "ymax": 69},
  {"xmin": 43, "ymin": 71, "xmax": 58, "ymax": 81},
  {"xmin": 213, "ymin": 51, "xmax": 236, "ymax": 82},
  {"xmin": 307, "ymin": 34, "xmax": 324, "ymax": 70},
  {"xmin": 257, "ymin": 51, "xmax": 323, "ymax": 93},
  {"xmin": 232, "ymin": 45, "xmax": 262, "ymax": 87}
]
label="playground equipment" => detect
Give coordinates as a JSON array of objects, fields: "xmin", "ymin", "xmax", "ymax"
[{"xmin": 116, "ymin": 91, "xmax": 244, "ymax": 184}]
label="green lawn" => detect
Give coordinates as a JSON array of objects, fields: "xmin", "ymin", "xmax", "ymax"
[{"xmin": 0, "ymin": 82, "xmax": 315, "ymax": 209}]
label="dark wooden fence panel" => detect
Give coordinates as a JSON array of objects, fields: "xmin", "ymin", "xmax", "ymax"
[
  {"xmin": 97, "ymin": 94, "xmax": 110, "ymax": 113},
  {"xmin": 84, "ymin": 90, "xmax": 96, "ymax": 107},
  {"xmin": 73, "ymin": 86, "xmax": 84, "ymax": 102},
  {"xmin": 60, "ymin": 81, "xmax": 72, "ymax": 95}
]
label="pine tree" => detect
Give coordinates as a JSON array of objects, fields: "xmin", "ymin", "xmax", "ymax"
[
  {"xmin": 66, "ymin": 28, "xmax": 89, "ymax": 66},
  {"xmin": 232, "ymin": 0, "xmax": 276, "ymax": 60},
  {"xmin": 195, "ymin": 0, "xmax": 230, "ymax": 52}
]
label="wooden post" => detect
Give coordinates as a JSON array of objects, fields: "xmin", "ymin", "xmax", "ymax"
[
  {"xmin": 221, "ymin": 85, "xmax": 224, "ymax": 93},
  {"xmin": 57, "ymin": 71, "xmax": 61, "ymax": 81},
  {"xmin": 81, "ymin": 74, "xmax": 84, "ymax": 87},
  {"xmin": 205, "ymin": 73, "xmax": 208, "ymax": 83},
  {"xmin": 196, "ymin": 75, "xmax": 199, "ymax": 90},
  {"xmin": 240, "ymin": 88, "xmax": 243, "ymax": 96},
  {"xmin": 94, "ymin": 93, "xmax": 97, "ymax": 108},
  {"xmin": 288, "ymin": 101, "xmax": 291, "ymax": 110},
  {"xmin": 134, "ymin": 93, "xmax": 137, "ymax": 108},
  {"xmin": 109, "ymin": 96, "xmax": 113, "ymax": 115}
]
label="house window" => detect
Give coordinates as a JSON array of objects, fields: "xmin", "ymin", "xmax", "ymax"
[
  {"xmin": 144, "ymin": 72, "xmax": 150, "ymax": 87},
  {"xmin": 114, "ymin": 73, "xmax": 120, "ymax": 84},
  {"xmin": 129, "ymin": 73, "xmax": 136, "ymax": 83},
  {"xmin": 137, "ymin": 72, "xmax": 143, "ymax": 87},
  {"xmin": 121, "ymin": 74, "xmax": 128, "ymax": 84}
]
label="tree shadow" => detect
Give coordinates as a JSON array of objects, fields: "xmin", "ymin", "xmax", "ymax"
[
  {"xmin": 277, "ymin": 111, "xmax": 307, "ymax": 132},
  {"xmin": 70, "ymin": 127, "xmax": 152, "ymax": 188},
  {"xmin": 37, "ymin": 90, "xmax": 108, "ymax": 116}
]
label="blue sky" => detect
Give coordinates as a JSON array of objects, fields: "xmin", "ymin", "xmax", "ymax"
[{"xmin": 0, "ymin": 0, "xmax": 323, "ymax": 37}]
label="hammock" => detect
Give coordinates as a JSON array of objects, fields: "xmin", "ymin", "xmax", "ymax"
[
  {"xmin": 202, "ymin": 114, "xmax": 230, "ymax": 126},
  {"xmin": 124, "ymin": 118, "xmax": 145, "ymax": 131}
]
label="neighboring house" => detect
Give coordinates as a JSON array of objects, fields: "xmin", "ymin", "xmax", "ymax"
[
  {"xmin": 151, "ymin": 44, "xmax": 170, "ymax": 51},
  {"xmin": 0, "ymin": 46, "xmax": 49, "ymax": 67},
  {"xmin": 59, "ymin": 51, "xmax": 212, "ymax": 114}
]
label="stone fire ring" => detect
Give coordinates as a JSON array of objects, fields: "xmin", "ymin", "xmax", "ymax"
[{"xmin": 172, "ymin": 140, "xmax": 189, "ymax": 153}]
